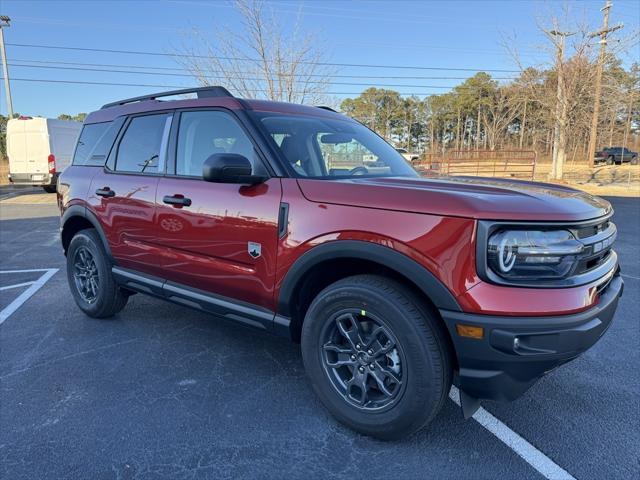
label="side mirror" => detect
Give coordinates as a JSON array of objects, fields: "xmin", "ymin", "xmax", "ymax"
[{"xmin": 202, "ymin": 153, "xmax": 266, "ymax": 185}]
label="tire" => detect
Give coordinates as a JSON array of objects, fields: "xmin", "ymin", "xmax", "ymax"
[
  {"xmin": 606, "ymin": 156, "xmax": 614, "ymax": 166},
  {"xmin": 66, "ymin": 229, "xmax": 128, "ymax": 318},
  {"xmin": 42, "ymin": 185, "xmax": 56, "ymax": 193},
  {"xmin": 631, "ymin": 156, "xmax": 638, "ymax": 166},
  {"xmin": 301, "ymin": 274, "xmax": 452, "ymax": 440}
]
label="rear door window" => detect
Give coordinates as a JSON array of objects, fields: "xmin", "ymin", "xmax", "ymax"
[{"xmin": 115, "ymin": 114, "xmax": 171, "ymax": 174}]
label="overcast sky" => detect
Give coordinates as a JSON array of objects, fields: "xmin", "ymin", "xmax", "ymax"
[{"xmin": 1, "ymin": 0, "xmax": 638, "ymax": 118}]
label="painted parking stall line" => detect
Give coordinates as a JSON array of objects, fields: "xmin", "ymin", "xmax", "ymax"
[
  {"xmin": 0, "ymin": 281, "xmax": 36, "ymax": 291},
  {"xmin": 449, "ymin": 387, "xmax": 576, "ymax": 480},
  {"xmin": 0, "ymin": 269, "xmax": 59, "ymax": 324}
]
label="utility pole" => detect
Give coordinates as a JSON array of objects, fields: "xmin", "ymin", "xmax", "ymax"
[
  {"xmin": 0, "ymin": 15, "xmax": 13, "ymax": 118},
  {"xmin": 586, "ymin": 1, "xmax": 623, "ymax": 167},
  {"xmin": 548, "ymin": 29, "xmax": 574, "ymax": 180}
]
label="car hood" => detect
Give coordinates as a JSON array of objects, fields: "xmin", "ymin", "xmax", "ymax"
[{"xmin": 296, "ymin": 176, "xmax": 612, "ymax": 221}]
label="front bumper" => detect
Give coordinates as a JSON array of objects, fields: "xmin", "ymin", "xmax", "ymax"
[{"xmin": 439, "ymin": 274, "xmax": 623, "ymax": 402}]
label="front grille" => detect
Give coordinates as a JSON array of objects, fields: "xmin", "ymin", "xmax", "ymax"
[
  {"xmin": 570, "ymin": 219, "xmax": 616, "ymax": 276},
  {"xmin": 574, "ymin": 220, "xmax": 610, "ymax": 239}
]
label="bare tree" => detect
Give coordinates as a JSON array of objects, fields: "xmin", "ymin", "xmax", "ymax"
[
  {"xmin": 481, "ymin": 87, "xmax": 520, "ymax": 150},
  {"xmin": 176, "ymin": 0, "xmax": 333, "ymax": 103}
]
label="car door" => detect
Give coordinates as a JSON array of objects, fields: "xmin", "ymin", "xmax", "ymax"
[
  {"xmin": 154, "ymin": 109, "xmax": 282, "ymax": 311},
  {"xmin": 88, "ymin": 112, "xmax": 173, "ymax": 277}
]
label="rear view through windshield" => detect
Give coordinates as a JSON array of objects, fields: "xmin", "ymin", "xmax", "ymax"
[{"xmin": 256, "ymin": 113, "xmax": 419, "ymax": 179}]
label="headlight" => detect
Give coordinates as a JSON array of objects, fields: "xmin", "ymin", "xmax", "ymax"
[{"xmin": 487, "ymin": 229, "xmax": 583, "ymax": 280}]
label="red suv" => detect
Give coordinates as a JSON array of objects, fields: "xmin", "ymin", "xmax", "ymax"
[{"xmin": 58, "ymin": 87, "xmax": 623, "ymax": 439}]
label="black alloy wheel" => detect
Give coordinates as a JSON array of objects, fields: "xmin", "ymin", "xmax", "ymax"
[
  {"xmin": 320, "ymin": 309, "xmax": 406, "ymax": 411},
  {"xmin": 301, "ymin": 274, "xmax": 452, "ymax": 440},
  {"xmin": 73, "ymin": 246, "xmax": 99, "ymax": 304},
  {"xmin": 66, "ymin": 229, "xmax": 128, "ymax": 318}
]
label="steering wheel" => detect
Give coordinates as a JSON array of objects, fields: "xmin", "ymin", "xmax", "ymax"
[{"xmin": 348, "ymin": 166, "xmax": 369, "ymax": 176}]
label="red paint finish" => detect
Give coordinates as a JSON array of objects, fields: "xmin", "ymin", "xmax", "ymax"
[
  {"xmin": 297, "ymin": 176, "xmax": 612, "ymax": 222},
  {"xmin": 456, "ymin": 280, "xmax": 600, "ymax": 316},
  {"xmin": 154, "ymin": 177, "xmax": 282, "ymax": 309},
  {"xmin": 87, "ymin": 169, "xmax": 163, "ymax": 277},
  {"xmin": 62, "ymin": 95, "xmax": 619, "ymax": 323},
  {"xmin": 57, "ymin": 165, "xmax": 100, "ymax": 215},
  {"xmin": 274, "ymin": 178, "xmax": 608, "ymax": 316},
  {"xmin": 274, "ymin": 179, "xmax": 479, "ymax": 306}
]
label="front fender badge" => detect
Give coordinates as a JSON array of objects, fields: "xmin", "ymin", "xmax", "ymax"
[{"xmin": 248, "ymin": 242, "xmax": 261, "ymax": 259}]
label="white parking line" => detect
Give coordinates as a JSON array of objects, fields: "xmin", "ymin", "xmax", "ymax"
[
  {"xmin": 0, "ymin": 281, "xmax": 35, "ymax": 291},
  {"xmin": 0, "ymin": 269, "xmax": 59, "ymax": 325},
  {"xmin": 0, "ymin": 269, "xmax": 56, "ymax": 274},
  {"xmin": 621, "ymin": 273, "xmax": 639, "ymax": 280},
  {"xmin": 449, "ymin": 387, "xmax": 576, "ymax": 480}
]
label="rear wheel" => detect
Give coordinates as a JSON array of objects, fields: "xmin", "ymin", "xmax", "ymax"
[
  {"xmin": 301, "ymin": 275, "xmax": 452, "ymax": 440},
  {"xmin": 66, "ymin": 229, "xmax": 128, "ymax": 318}
]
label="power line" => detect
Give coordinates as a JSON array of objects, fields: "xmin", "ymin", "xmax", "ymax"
[
  {"xmin": 0, "ymin": 76, "xmax": 465, "ymax": 96},
  {"xmin": 5, "ymin": 42, "xmax": 521, "ymax": 73},
  {"xmin": 8, "ymin": 58, "xmax": 518, "ymax": 80},
  {"xmin": 7, "ymin": 63, "xmax": 506, "ymax": 90}
]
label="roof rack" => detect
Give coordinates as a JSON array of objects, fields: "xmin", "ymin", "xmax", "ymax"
[{"xmin": 100, "ymin": 86, "xmax": 234, "ymax": 109}]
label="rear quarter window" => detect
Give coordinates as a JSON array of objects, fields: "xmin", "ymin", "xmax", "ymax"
[{"xmin": 72, "ymin": 118, "xmax": 124, "ymax": 166}]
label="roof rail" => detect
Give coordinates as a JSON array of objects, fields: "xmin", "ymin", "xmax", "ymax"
[
  {"xmin": 101, "ymin": 86, "xmax": 234, "ymax": 109},
  {"xmin": 316, "ymin": 105, "xmax": 337, "ymax": 112}
]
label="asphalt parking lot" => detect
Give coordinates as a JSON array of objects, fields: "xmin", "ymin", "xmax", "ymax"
[{"xmin": 0, "ymin": 192, "xmax": 638, "ymax": 480}]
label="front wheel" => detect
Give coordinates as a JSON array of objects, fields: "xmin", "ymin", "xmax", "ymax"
[
  {"xmin": 301, "ymin": 275, "xmax": 452, "ymax": 440},
  {"xmin": 66, "ymin": 229, "xmax": 128, "ymax": 318}
]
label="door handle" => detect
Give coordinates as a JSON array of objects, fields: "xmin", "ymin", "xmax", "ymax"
[
  {"xmin": 96, "ymin": 187, "xmax": 115, "ymax": 198},
  {"xmin": 163, "ymin": 194, "xmax": 192, "ymax": 207}
]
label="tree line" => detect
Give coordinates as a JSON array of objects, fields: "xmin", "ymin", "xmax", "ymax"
[
  {"xmin": 340, "ymin": 60, "xmax": 639, "ymax": 161},
  {"xmin": 180, "ymin": 0, "xmax": 639, "ymax": 169}
]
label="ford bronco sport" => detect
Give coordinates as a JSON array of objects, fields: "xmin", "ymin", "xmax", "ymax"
[{"xmin": 58, "ymin": 87, "xmax": 623, "ymax": 440}]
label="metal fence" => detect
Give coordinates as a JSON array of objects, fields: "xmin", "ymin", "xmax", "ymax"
[{"xmin": 413, "ymin": 150, "xmax": 537, "ymax": 180}]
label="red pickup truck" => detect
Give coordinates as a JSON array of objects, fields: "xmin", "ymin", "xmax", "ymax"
[{"xmin": 58, "ymin": 87, "xmax": 623, "ymax": 439}]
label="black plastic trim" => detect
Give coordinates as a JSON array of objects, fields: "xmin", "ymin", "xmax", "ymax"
[
  {"xmin": 61, "ymin": 205, "xmax": 115, "ymax": 262},
  {"xmin": 101, "ymin": 86, "xmax": 233, "ymax": 109},
  {"xmin": 278, "ymin": 240, "xmax": 462, "ymax": 315},
  {"xmin": 440, "ymin": 273, "xmax": 623, "ymax": 402},
  {"xmin": 111, "ymin": 266, "xmax": 292, "ymax": 335},
  {"xmin": 278, "ymin": 202, "xmax": 289, "ymax": 238},
  {"xmin": 111, "ymin": 267, "xmax": 164, "ymax": 297}
]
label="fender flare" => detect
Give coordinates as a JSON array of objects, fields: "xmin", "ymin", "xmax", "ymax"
[
  {"xmin": 277, "ymin": 240, "xmax": 462, "ymax": 315},
  {"xmin": 61, "ymin": 205, "xmax": 114, "ymax": 262}
]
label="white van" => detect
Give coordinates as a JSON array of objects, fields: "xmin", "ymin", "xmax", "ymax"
[{"xmin": 6, "ymin": 117, "xmax": 82, "ymax": 192}]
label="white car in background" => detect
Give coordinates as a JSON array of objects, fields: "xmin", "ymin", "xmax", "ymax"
[
  {"xmin": 395, "ymin": 148, "xmax": 420, "ymax": 163},
  {"xmin": 6, "ymin": 117, "xmax": 82, "ymax": 193}
]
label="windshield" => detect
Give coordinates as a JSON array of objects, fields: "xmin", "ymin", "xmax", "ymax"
[{"xmin": 255, "ymin": 113, "xmax": 419, "ymax": 179}]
